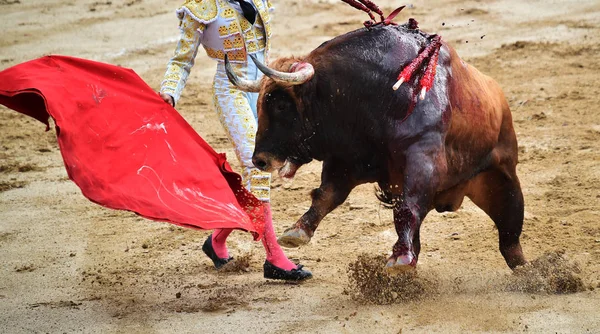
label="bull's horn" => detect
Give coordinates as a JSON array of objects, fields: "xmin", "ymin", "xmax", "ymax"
[
  {"xmin": 249, "ymin": 54, "xmax": 314, "ymax": 85},
  {"xmin": 224, "ymin": 54, "xmax": 262, "ymax": 92}
]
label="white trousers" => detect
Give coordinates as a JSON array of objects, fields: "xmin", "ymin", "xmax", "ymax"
[{"xmin": 212, "ymin": 51, "xmax": 271, "ymax": 201}]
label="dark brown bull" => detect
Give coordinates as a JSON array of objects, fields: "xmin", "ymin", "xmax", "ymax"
[{"xmin": 225, "ymin": 21, "xmax": 526, "ymax": 271}]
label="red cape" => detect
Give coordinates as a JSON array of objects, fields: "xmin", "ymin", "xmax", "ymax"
[{"xmin": 0, "ymin": 55, "xmax": 265, "ymax": 239}]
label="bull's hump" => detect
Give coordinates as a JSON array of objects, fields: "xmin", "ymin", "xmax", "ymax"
[
  {"xmin": 307, "ymin": 26, "xmax": 429, "ymax": 85},
  {"xmin": 311, "ymin": 25, "xmax": 429, "ymax": 65}
]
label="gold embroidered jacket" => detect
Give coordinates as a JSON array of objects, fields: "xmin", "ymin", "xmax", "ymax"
[{"xmin": 161, "ymin": 0, "xmax": 273, "ymax": 102}]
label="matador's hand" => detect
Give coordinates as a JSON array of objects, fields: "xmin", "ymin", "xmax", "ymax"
[{"xmin": 158, "ymin": 92, "xmax": 175, "ymax": 107}]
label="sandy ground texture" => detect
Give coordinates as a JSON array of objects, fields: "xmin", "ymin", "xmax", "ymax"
[{"xmin": 1, "ymin": 0, "xmax": 600, "ymax": 333}]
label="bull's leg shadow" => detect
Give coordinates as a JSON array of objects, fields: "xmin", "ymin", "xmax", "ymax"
[
  {"xmin": 466, "ymin": 167, "xmax": 527, "ymax": 269},
  {"xmin": 278, "ymin": 160, "xmax": 355, "ymax": 248}
]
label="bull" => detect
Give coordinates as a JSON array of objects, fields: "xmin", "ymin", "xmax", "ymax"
[{"xmin": 225, "ymin": 19, "xmax": 527, "ymax": 271}]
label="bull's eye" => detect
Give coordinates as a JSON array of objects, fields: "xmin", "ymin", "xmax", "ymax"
[
  {"xmin": 267, "ymin": 90, "xmax": 288, "ymax": 112},
  {"xmin": 265, "ymin": 89, "xmax": 296, "ymax": 122}
]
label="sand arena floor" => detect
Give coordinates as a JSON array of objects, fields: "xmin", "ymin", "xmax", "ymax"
[{"xmin": 1, "ymin": 0, "xmax": 599, "ymax": 332}]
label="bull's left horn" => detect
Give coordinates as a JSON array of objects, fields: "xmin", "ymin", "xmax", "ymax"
[
  {"xmin": 224, "ymin": 54, "xmax": 262, "ymax": 92},
  {"xmin": 250, "ymin": 54, "xmax": 314, "ymax": 85}
]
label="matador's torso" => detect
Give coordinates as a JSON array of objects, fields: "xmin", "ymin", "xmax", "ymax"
[{"xmin": 178, "ymin": 0, "xmax": 273, "ymax": 63}]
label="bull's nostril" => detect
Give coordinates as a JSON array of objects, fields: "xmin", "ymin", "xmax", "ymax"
[{"xmin": 254, "ymin": 158, "xmax": 268, "ymax": 170}]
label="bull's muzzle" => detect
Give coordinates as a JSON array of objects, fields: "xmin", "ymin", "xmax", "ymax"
[
  {"xmin": 252, "ymin": 152, "xmax": 271, "ymax": 172},
  {"xmin": 253, "ymin": 152, "xmax": 301, "ymax": 180}
]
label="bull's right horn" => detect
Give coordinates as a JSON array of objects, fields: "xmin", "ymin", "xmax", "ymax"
[
  {"xmin": 249, "ymin": 54, "xmax": 314, "ymax": 85},
  {"xmin": 224, "ymin": 55, "xmax": 262, "ymax": 92}
]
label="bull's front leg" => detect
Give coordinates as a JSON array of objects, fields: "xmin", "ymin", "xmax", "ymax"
[
  {"xmin": 278, "ymin": 160, "xmax": 355, "ymax": 248},
  {"xmin": 388, "ymin": 194, "xmax": 429, "ymax": 269},
  {"xmin": 387, "ymin": 142, "xmax": 445, "ymax": 271}
]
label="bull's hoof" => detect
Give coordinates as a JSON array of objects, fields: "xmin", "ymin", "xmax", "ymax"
[
  {"xmin": 277, "ymin": 226, "xmax": 311, "ymax": 248},
  {"xmin": 385, "ymin": 254, "xmax": 417, "ymax": 274}
]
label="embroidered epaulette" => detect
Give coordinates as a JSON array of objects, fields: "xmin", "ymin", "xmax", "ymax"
[{"xmin": 176, "ymin": 0, "xmax": 218, "ymax": 24}]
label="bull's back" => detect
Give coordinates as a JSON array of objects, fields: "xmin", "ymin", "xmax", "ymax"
[
  {"xmin": 305, "ymin": 26, "xmax": 436, "ymax": 132},
  {"xmin": 305, "ymin": 25, "xmax": 516, "ymax": 173}
]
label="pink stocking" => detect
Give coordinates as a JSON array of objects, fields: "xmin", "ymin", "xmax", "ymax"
[
  {"xmin": 211, "ymin": 228, "xmax": 233, "ymax": 258},
  {"xmin": 261, "ymin": 204, "xmax": 297, "ymax": 270}
]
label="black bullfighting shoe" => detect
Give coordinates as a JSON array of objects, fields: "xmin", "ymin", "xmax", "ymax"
[
  {"xmin": 263, "ymin": 261, "xmax": 313, "ymax": 281},
  {"xmin": 202, "ymin": 235, "xmax": 233, "ymax": 269}
]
